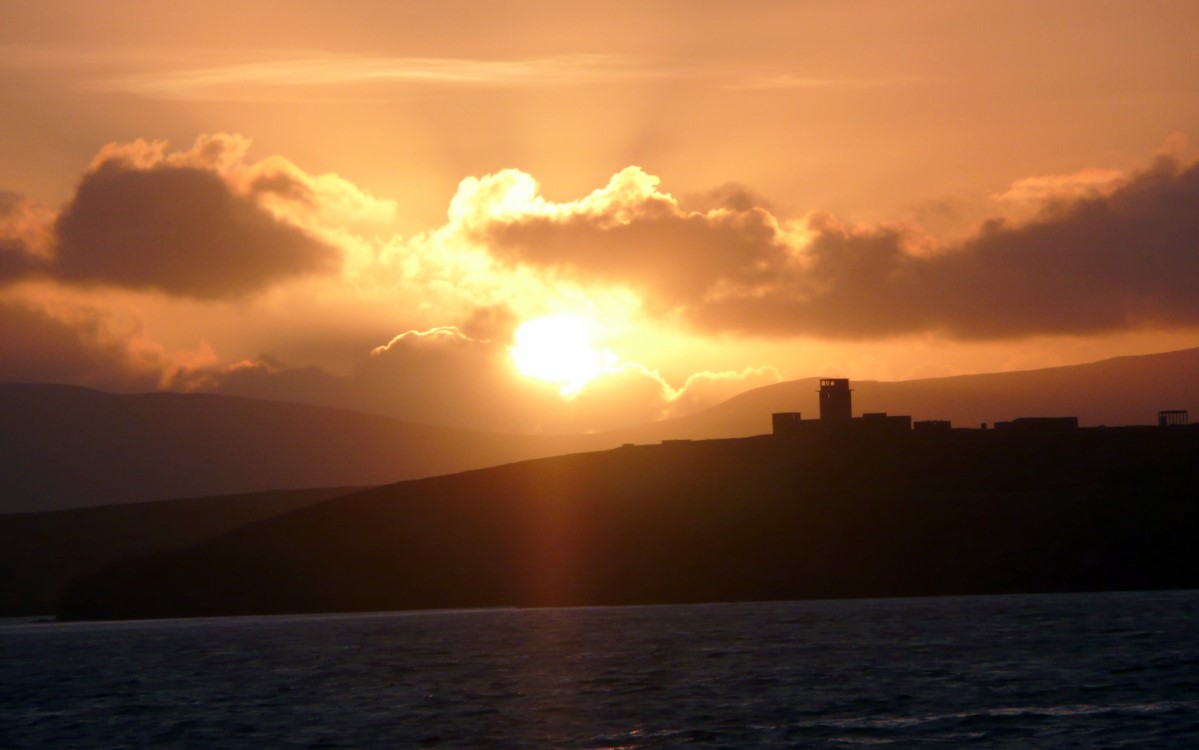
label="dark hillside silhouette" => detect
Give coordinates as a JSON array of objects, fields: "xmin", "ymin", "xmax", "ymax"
[
  {"xmin": 60, "ymin": 426, "xmax": 1199, "ymax": 620},
  {"xmin": 0, "ymin": 486, "xmax": 358, "ymax": 615}
]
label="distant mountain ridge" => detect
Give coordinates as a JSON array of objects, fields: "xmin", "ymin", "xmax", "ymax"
[
  {"xmin": 0, "ymin": 384, "xmax": 600, "ymax": 513},
  {"xmin": 3, "ymin": 347, "xmax": 1197, "ymax": 512},
  {"xmin": 600, "ymin": 347, "xmax": 1199, "ymax": 442}
]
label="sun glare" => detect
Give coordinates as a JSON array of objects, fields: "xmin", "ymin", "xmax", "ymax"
[{"xmin": 510, "ymin": 316, "xmax": 606, "ymax": 396}]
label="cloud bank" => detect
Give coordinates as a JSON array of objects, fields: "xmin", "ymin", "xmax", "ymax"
[
  {"xmin": 54, "ymin": 160, "xmax": 338, "ymax": 299},
  {"xmin": 3, "ymin": 135, "xmax": 359, "ymax": 299},
  {"xmin": 0, "ymin": 298, "xmax": 207, "ymax": 392},
  {"xmin": 469, "ymin": 157, "xmax": 1199, "ymax": 339}
]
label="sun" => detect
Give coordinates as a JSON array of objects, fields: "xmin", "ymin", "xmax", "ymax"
[{"xmin": 510, "ymin": 316, "xmax": 607, "ymax": 396}]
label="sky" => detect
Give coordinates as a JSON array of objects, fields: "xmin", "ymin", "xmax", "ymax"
[{"xmin": 2, "ymin": 0, "xmax": 1198, "ymax": 434}]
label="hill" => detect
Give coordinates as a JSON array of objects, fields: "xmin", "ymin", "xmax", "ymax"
[
  {"xmin": 0, "ymin": 486, "xmax": 357, "ymax": 616},
  {"xmin": 0, "ymin": 384, "xmax": 601, "ymax": 513},
  {"xmin": 603, "ymin": 347, "xmax": 1199, "ymax": 442},
  {"xmin": 59, "ymin": 425, "xmax": 1199, "ymax": 620}
]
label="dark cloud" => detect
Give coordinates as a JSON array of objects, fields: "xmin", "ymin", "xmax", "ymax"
[
  {"xmin": 0, "ymin": 237, "xmax": 43, "ymax": 282},
  {"xmin": 52, "ymin": 160, "xmax": 340, "ymax": 298},
  {"xmin": 248, "ymin": 171, "xmax": 315, "ymax": 205},
  {"xmin": 483, "ymin": 157, "xmax": 1199, "ymax": 340},
  {"xmin": 0, "ymin": 190, "xmax": 51, "ymax": 283},
  {"xmin": 932, "ymin": 157, "xmax": 1199, "ymax": 338},
  {"xmin": 688, "ymin": 217, "xmax": 930, "ymax": 338},
  {"xmin": 0, "ymin": 301, "xmax": 162, "ymax": 391},
  {"xmin": 681, "ymin": 182, "xmax": 777, "ymax": 214},
  {"xmin": 486, "ymin": 206, "xmax": 787, "ymax": 310}
]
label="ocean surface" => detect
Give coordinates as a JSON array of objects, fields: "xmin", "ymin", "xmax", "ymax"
[{"xmin": 2, "ymin": 591, "xmax": 1198, "ymax": 748}]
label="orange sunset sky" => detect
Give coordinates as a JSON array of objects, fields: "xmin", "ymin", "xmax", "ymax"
[{"xmin": 2, "ymin": 1, "xmax": 1198, "ymax": 433}]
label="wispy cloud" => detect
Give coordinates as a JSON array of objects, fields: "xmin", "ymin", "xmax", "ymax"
[
  {"xmin": 86, "ymin": 54, "xmax": 656, "ymax": 102},
  {"xmin": 1, "ymin": 43, "xmax": 920, "ymax": 102}
]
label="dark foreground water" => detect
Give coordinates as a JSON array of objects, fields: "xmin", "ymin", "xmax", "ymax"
[{"xmin": 2, "ymin": 591, "xmax": 1198, "ymax": 748}]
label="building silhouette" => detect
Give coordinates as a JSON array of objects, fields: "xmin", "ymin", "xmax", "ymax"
[
  {"xmin": 762, "ymin": 376, "xmax": 1194, "ymax": 440},
  {"xmin": 993, "ymin": 416, "xmax": 1078, "ymax": 434},
  {"xmin": 1159, "ymin": 410, "xmax": 1189, "ymax": 426},
  {"xmin": 765, "ymin": 377, "xmax": 1154, "ymax": 441},
  {"xmin": 819, "ymin": 378, "xmax": 852, "ymax": 422},
  {"xmin": 773, "ymin": 378, "xmax": 920, "ymax": 438},
  {"xmin": 858, "ymin": 411, "xmax": 913, "ymax": 436},
  {"xmin": 771, "ymin": 412, "xmax": 805, "ymax": 434}
]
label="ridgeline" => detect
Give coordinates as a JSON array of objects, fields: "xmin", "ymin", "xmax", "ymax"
[{"xmin": 59, "ymin": 425, "xmax": 1199, "ymax": 620}]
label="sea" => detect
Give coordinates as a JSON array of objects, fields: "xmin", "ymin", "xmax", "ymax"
[{"xmin": 2, "ymin": 591, "xmax": 1198, "ymax": 748}]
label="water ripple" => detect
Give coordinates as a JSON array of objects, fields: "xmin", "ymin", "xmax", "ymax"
[{"xmin": 2, "ymin": 592, "xmax": 1198, "ymax": 748}]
